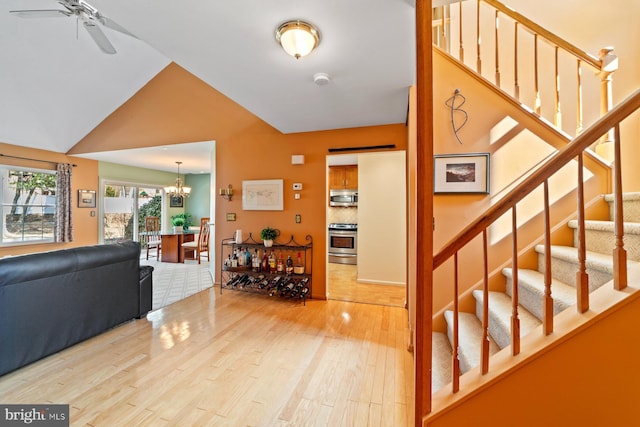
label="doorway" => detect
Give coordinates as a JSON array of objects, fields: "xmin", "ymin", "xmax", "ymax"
[{"xmin": 326, "ymin": 151, "xmax": 407, "ymax": 307}]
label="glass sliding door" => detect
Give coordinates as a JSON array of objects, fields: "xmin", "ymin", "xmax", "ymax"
[
  {"xmin": 102, "ymin": 182, "xmax": 163, "ymax": 244},
  {"xmin": 103, "ymin": 183, "xmax": 135, "ymax": 243}
]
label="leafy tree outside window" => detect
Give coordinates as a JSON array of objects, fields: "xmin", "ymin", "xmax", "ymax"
[{"xmin": 1, "ymin": 167, "xmax": 57, "ymax": 244}]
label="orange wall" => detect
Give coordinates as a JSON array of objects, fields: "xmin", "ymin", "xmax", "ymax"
[
  {"xmin": 68, "ymin": 62, "xmax": 408, "ymax": 299},
  {"xmin": 215, "ymin": 125, "xmax": 407, "ymax": 298},
  {"xmin": 0, "ymin": 143, "xmax": 99, "ymax": 257}
]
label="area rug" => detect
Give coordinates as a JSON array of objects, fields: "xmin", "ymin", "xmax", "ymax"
[{"xmin": 140, "ymin": 259, "xmax": 214, "ymax": 310}]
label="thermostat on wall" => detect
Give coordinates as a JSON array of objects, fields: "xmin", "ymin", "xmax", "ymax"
[{"xmin": 293, "ymin": 183, "xmax": 302, "ymax": 190}]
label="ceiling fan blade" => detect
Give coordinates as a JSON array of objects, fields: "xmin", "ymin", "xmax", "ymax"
[
  {"xmin": 98, "ymin": 15, "xmax": 137, "ymax": 39},
  {"xmin": 10, "ymin": 9, "xmax": 72, "ymax": 18},
  {"xmin": 83, "ymin": 21, "xmax": 116, "ymax": 54}
]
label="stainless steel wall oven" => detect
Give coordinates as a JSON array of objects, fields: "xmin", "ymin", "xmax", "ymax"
[{"xmin": 328, "ymin": 223, "xmax": 357, "ymax": 265}]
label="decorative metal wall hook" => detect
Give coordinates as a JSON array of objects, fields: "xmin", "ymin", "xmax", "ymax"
[{"xmin": 445, "ymin": 89, "xmax": 468, "ymax": 144}]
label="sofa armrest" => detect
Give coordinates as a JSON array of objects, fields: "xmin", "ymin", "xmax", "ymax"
[{"xmin": 138, "ymin": 265, "xmax": 154, "ymax": 318}]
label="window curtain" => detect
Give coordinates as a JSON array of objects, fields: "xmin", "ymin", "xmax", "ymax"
[{"xmin": 56, "ymin": 163, "xmax": 73, "ymax": 242}]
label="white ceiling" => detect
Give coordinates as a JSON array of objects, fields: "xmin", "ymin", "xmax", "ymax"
[{"xmin": 1, "ymin": 0, "xmax": 416, "ymax": 173}]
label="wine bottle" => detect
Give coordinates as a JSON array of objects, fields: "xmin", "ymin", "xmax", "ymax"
[
  {"xmin": 269, "ymin": 251, "xmax": 276, "ymax": 273},
  {"xmin": 289, "ymin": 280, "xmax": 301, "ymax": 298},
  {"xmin": 299, "ymin": 287, "xmax": 309, "ymax": 298},
  {"xmin": 233, "ymin": 274, "xmax": 247, "ymax": 287},
  {"xmin": 231, "ymin": 252, "xmax": 238, "ymax": 268},
  {"xmin": 226, "ymin": 274, "xmax": 240, "ymax": 288},
  {"xmin": 280, "ymin": 281, "xmax": 295, "ymax": 297},
  {"xmin": 257, "ymin": 274, "xmax": 268, "ymax": 289},
  {"xmin": 267, "ymin": 275, "xmax": 281, "ymax": 290},
  {"xmin": 276, "ymin": 252, "xmax": 284, "ymax": 273},
  {"xmin": 268, "ymin": 276, "xmax": 282, "ymax": 296},
  {"xmin": 286, "ymin": 255, "xmax": 293, "ymax": 274},
  {"xmin": 253, "ymin": 249, "xmax": 260, "ymax": 272},
  {"xmin": 245, "ymin": 249, "xmax": 252, "ymax": 267}
]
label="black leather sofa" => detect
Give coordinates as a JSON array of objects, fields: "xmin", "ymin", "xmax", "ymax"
[{"xmin": 0, "ymin": 241, "xmax": 152, "ymax": 376}]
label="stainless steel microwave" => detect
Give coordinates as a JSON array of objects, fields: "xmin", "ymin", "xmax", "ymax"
[{"xmin": 329, "ymin": 189, "xmax": 358, "ymax": 207}]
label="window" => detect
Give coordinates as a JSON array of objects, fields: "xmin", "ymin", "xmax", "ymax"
[{"xmin": 0, "ymin": 166, "xmax": 57, "ymax": 244}]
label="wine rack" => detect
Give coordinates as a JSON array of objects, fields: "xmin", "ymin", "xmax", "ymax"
[{"xmin": 220, "ymin": 233, "xmax": 312, "ymax": 305}]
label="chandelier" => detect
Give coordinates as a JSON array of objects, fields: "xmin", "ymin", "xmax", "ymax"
[{"xmin": 164, "ymin": 161, "xmax": 191, "ymax": 198}]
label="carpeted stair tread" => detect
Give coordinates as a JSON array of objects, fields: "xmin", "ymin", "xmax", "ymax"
[
  {"xmin": 502, "ymin": 268, "xmax": 575, "ymax": 320},
  {"xmin": 604, "ymin": 192, "xmax": 640, "ymax": 201},
  {"xmin": 567, "ymin": 219, "xmax": 640, "ymax": 261},
  {"xmin": 444, "ymin": 310, "xmax": 499, "ymax": 373},
  {"xmin": 567, "ymin": 219, "xmax": 640, "ymax": 234},
  {"xmin": 472, "ymin": 290, "xmax": 541, "ymax": 349},
  {"xmin": 432, "ymin": 332, "xmax": 453, "ymax": 393},
  {"xmin": 534, "ymin": 244, "xmax": 617, "ymax": 291},
  {"xmin": 535, "ymin": 244, "xmax": 615, "ymax": 272},
  {"xmin": 604, "ymin": 192, "xmax": 640, "ymax": 223}
]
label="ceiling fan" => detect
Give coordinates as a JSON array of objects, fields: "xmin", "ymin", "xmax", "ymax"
[{"xmin": 10, "ymin": 0, "xmax": 136, "ymax": 54}]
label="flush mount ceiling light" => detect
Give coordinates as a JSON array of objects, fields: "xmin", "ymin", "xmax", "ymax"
[{"xmin": 275, "ymin": 20, "xmax": 320, "ymax": 59}]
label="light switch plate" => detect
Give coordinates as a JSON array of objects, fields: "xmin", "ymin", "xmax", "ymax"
[{"xmin": 294, "ymin": 193, "xmax": 301, "ymax": 199}]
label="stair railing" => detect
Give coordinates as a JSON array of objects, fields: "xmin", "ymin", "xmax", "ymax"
[
  {"xmin": 433, "ymin": 0, "xmax": 618, "ymax": 145},
  {"xmin": 433, "ymin": 89, "xmax": 639, "ymax": 392}
]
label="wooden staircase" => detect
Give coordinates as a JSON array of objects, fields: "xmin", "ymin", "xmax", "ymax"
[
  {"xmin": 432, "ymin": 192, "xmax": 640, "ymax": 390},
  {"xmin": 418, "ymin": 0, "xmax": 640, "ymax": 423}
]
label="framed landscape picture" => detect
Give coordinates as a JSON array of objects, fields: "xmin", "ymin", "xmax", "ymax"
[
  {"xmin": 169, "ymin": 195, "xmax": 184, "ymax": 208},
  {"xmin": 434, "ymin": 153, "xmax": 490, "ymax": 194}
]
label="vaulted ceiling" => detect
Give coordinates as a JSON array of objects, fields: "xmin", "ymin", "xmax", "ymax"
[{"xmin": 1, "ymin": 0, "xmax": 416, "ymax": 173}]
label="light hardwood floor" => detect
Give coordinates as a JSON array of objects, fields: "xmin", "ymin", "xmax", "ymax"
[
  {"xmin": 0, "ymin": 287, "xmax": 414, "ymax": 426},
  {"xmin": 327, "ymin": 263, "xmax": 406, "ymax": 308}
]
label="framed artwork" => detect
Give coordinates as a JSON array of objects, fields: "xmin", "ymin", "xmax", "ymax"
[
  {"xmin": 169, "ymin": 195, "xmax": 184, "ymax": 208},
  {"xmin": 242, "ymin": 179, "xmax": 284, "ymax": 211},
  {"xmin": 434, "ymin": 153, "xmax": 490, "ymax": 194},
  {"xmin": 77, "ymin": 189, "xmax": 96, "ymax": 208}
]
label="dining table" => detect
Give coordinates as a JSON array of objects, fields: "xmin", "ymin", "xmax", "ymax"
[{"xmin": 160, "ymin": 230, "xmax": 197, "ymax": 263}]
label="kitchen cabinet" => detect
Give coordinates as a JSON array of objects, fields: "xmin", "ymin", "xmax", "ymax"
[{"xmin": 329, "ymin": 165, "xmax": 358, "ymax": 189}]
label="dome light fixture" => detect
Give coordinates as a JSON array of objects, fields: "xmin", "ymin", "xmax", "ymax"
[{"xmin": 275, "ymin": 20, "xmax": 320, "ymax": 59}]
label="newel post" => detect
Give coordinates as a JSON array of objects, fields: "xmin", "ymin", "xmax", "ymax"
[{"xmin": 595, "ymin": 47, "xmax": 618, "ymax": 159}]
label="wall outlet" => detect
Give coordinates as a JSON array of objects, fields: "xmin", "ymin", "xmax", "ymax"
[{"xmin": 293, "ymin": 183, "xmax": 302, "ymax": 190}]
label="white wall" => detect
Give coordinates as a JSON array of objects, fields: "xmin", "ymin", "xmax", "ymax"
[
  {"xmin": 357, "ymin": 150, "xmax": 407, "ymax": 285},
  {"xmin": 209, "ymin": 141, "xmax": 216, "ymax": 280}
]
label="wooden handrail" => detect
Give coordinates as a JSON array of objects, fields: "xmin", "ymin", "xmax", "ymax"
[
  {"xmin": 433, "ymin": 89, "xmax": 640, "ymax": 270},
  {"xmin": 482, "ymin": 0, "xmax": 601, "ymax": 70}
]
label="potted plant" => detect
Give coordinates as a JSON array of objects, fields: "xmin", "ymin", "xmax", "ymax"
[
  {"xmin": 171, "ymin": 216, "xmax": 185, "ymax": 233},
  {"xmin": 260, "ymin": 227, "xmax": 279, "ymax": 247},
  {"xmin": 171, "ymin": 213, "xmax": 193, "ymax": 232}
]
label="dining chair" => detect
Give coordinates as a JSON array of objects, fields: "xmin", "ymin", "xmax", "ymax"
[
  {"xmin": 181, "ymin": 217, "xmax": 210, "ymax": 264},
  {"xmin": 145, "ymin": 216, "xmax": 162, "ymax": 260}
]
